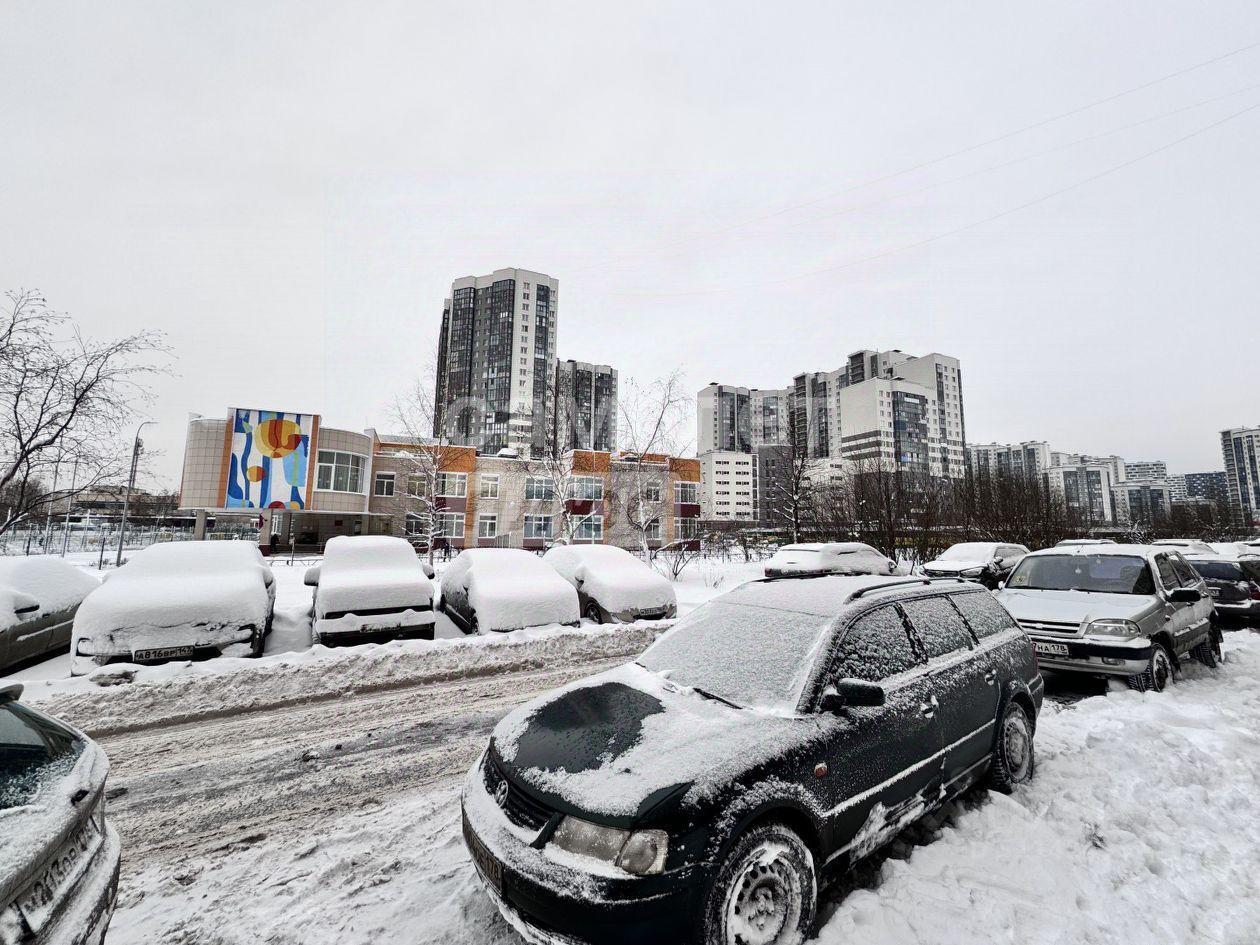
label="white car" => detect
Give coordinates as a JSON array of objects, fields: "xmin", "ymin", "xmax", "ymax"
[
  {"xmin": 439, "ymin": 548, "xmax": 579, "ymax": 633},
  {"xmin": 0, "ymin": 556, "xmax": 99, "ymax": 673},
  {"xmin": 306, "ymin": 536, "xmax": 436, "ymax": 644},
  {"xmin": 1152, "ymin": 538, "xmax": 1218, "ymax": 556},
  {"xmin": 544, "ymin": 544, "xmax": 677, "ymax": 623},
  {"xmin": 71, "ymin": 541, "xmax": 275, "ymax": 676},
  {"xmin": 763, "ymin": 542, "xmax": 896, "ymax": 578},
  {"xmin": 922, "ymin": 542, "xmax": 1029, "ymax": 588},
  {"xmin": 1055, "ymin": 539, "xmax": 1117, "ymax": 547}
]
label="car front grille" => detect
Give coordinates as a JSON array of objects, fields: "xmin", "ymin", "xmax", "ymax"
[
  {"xmin": 483, "ymin": 755, "xmax": 555, "ymax": 832},
  {"xmin": 1018, "ymin": 619, "xmax": 1081, "ymax": 636}
]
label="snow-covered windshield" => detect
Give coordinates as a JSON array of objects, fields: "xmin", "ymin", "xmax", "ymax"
[
  {"xmin": 0, "ymin": 702, "xmax": 84, "ymax": 810},
  {"xmin": 939, "ymin": 543, "xmax": 997, "ymax": 562},
  {"xmin": 1007, "ymin": 555, "xmax": 1155, "ymax": 595},
  {"xmin": 637, "ymin": 600, "xmax": 832, "ymax": 712},
  {"xmin": 772, "ymin": 547, "xmax": 820, "ymax": 559}
]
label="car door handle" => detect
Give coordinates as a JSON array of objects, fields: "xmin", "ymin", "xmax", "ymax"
[
  {"xmin": 984, "ymin": 670, "xmax": 997, "ymax": 685},
  {"xmin": 919, "ymin": 695, "xmax": 938, "ymax": 718}
]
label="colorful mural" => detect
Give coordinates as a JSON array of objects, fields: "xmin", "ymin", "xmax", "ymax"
[{"xmin": 223, "ymin": 409, "xmax": 315, "ymax": 510}]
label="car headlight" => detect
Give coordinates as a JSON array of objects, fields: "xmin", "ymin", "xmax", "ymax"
[
  {"xmin": 961, "ymin": 568, "xmax": 985, "ymax": 577},
  {"xmin": 1086, "ymin": 618, "xmax": 1143, "ymax": 638},
  {"xmin": 550, "ymin": 815, "xmax": 668, "ymax": 876}
]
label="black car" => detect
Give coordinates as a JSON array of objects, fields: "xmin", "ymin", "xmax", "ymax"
[
  {"xmin": 1187, "ymin": 555, "xmax": 1260, "ymax": 625},
  {"xmin": 461, "ymin": 575, "xmax": 1043, "ymax": 945}
]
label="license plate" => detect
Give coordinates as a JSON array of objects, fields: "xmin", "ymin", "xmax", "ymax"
[
  {"xmin": 1034, "ymin": 641, "xmax": 1070, "ymax": 657},
  {"xmin": 1208, "ymin": 588, "xmax": 1221, "ymax": 598},
  {"xmin": 132, "ymin": 646, "xmax": 194, "ymax": 662},
  {"xmin": 463, "ymin": 816, "xmax": 503, "ymax": 893},
  {"xmin": 17, "ymin": 818, "xmax": 101, "ymax": 932}
]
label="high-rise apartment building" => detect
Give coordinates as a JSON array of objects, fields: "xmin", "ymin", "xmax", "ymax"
[
  {"xmin": 697, "ymin": 384, "xmax": 791, "ymax": 454},
  {"xmin": 1222, "ymin": 426, "xmax": 1260, "ymax": 525},
  {"xmin": 435, "ymin": 268, "xmax": 558, "ymax": 457},
  {"xmin": 556, "ymin": 360, "xmax": 618, "ymax": 453},
  {"xmin": 838, "ymin": 377, "xmax": 939, "ymax": 474},
  {"xmin": 1046, "ymin": 462, "xmax": 1118, "ymax": 523},
  {"xmin": 1124, "ymin": 460, "xmax": 1168, "ymax": 482},
  {"xmin": 1181, "ymin": 471, "xmax": 1230, "ymax": 508},
  {"xmin": 967, "ymin": 441, "xmax": 1052, "ymax": 479}
]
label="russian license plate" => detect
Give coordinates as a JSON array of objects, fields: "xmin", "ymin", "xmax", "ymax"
[
  {"xmin": 1034, "ymin": 641, "xmax": 1070, "ymax": 657},
  {"xmin": 132, "ymin": 646, "xmax": 195, "ymax": 662},
  {"xmin": 463, "ymin": 816, "xmax": 503, "ymax": 892},
  {"xmin": 18, "ymin": 818, "xmax": 101, "ymax": 932}
]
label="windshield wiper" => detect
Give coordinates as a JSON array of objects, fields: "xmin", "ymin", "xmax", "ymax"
[{"xmin": 690, "ymin": 686, "xmax": 742, "ymax": 709}]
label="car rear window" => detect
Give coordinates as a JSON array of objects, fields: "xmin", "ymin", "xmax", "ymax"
[
  {"xmin": 899, "ymin": 596, "xmax": 974, "ymax": 659},
  {"xmin": 0, "ymin": 702, "xmax": 84, "ymax": 810},
  {"xmin": 1191, "ymin": 560, "xmax": 1246, "ymax": 581},
  {"xmin": 953, "ymin": 592, "xmax": 1019, "ymax": 639}
]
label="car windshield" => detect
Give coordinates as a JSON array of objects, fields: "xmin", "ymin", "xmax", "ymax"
[
  {"xmin": 939, "ymin": 543, "xmax": 996, "ymax": 561},
  {"xmin": 0, "ymin": 702, "xmax": 84, "ymax": 810},
  {"xmin": 774, "ymin": 548, "xmax": 819, "ymax": 559},
  {"xmin": 637, "ymin": 600, "xmax": 831, "ymax": 712},
  {"xmin": 1191, "ymin": 561, "xmax": 1246, "ymax": 582},
  {"xmin": 1007, "ymin": 554, "xmax": 1155, "ymax": 595}
]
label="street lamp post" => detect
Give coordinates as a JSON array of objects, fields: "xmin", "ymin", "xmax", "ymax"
[{"xmin": 115, "ymin": 421, "xmax": 154, "ymax": 568}]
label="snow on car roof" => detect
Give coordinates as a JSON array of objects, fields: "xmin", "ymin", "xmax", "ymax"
[
  {"xmin": 1025, "ymin": 543, "xmax": 1166, "ymax": 559},
  {"xmin": 734, "ymin": 574, "xmax": 921, "ymax": 615},
  {"xmin": 323, "ymin": 535, "xmax": 421, "ymax": 567},
  {"xmin": 0, "ymin": 556, "xmax": 99, "ymax": 614},
  {"xmin": 122, "ymin": 540, "xmax": 267, "ymax": 575}
]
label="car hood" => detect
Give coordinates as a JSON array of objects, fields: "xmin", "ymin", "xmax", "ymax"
[
  {"xmin": 492, "ymin": 663, "xmax": 812, "ymax": 823},
  {"xmin": 995, "ymin": 588, "xmax": 1158, "ymax": 625},
  {"xmin": 923, "ymin": 558, "xmax": 990, "ymax": 573}
]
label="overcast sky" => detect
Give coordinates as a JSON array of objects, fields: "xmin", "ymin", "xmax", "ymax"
[{"xmin": 2, "ymin": 1, "xmax": 1258, "ymax": 489}]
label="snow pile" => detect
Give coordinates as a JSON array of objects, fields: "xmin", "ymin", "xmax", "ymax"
[
  {"xmin": 817, "ymin": 637, "xmax": 1260, "ymax": 945},
  {"xmin": 544, "ymin": 544, "xmax": 676, "ymax": 614},
  {"xmin": 0, "ymin": 556, "xmax": 99, "ymax": 615},
  {"xmin": 441, "ymin": 549, "xmax": 579, "ymax": 632},
  {"xmin": 72, "ymin": 542, "xmax": 271, "ymax": 657},
  {"xmin": 21, "ymin": 619, "xmax": 668, "ymax": 736},
  {"xmin": 314, "ymin": 536, "xmax": 434, "ymax": 616}
]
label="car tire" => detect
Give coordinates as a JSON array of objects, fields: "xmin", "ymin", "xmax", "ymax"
[
  {"xmin": 1191, "ymin": 632, "xmax": 1220, "ymax": 669},
  {"xmin": 249, "ymin": 626, "xmax": 265, "ymax": 658},
  {"xmin": 1127, "ymin": 642, "xmax": 1173, "ymax": 693},
  {"xmin": 988, "ymin": 701, "xmax": 1035, "ymax": 792},
  {"xmin": 700, "ymin": 821, "xmax": 816, "ymax": 945},
  {"xmin": 585, "ymin": 601, "xmax": 603, "ymax": 624}
]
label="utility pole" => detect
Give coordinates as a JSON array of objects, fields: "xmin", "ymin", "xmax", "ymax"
[
  {"xmin": 60, "ymin": 457, "xmax": 79, "ymax": 557},
  {"xmin": 115, "ymin": 421, "xmax": 154, "ymax": 568}
]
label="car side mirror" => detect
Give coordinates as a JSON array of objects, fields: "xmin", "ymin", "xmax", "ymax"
[
  {"xmin": 420, "ymin": 562, "xmax": 435, "ymax": 580},
  {"xmin": 14, "ymin": 600, "xmax": 39, "ymax": 618},
  {"xmin": 820, "ymin": 678, "xmax": 885, "ymax": 713},
  {"xmin": 1169, "ymin": 588, "xmax": 1201, "ymax": 604},
  {"xmin": 997, "ymin": 580, "xmax": 1006, "ymax": 590},
  {"xmin": 304, "ymin": 566, "xmax": 321, "ymax": 587}
]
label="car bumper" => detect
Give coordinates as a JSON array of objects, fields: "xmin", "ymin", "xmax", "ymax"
[
  {"xmin": 608, "ymin": 605, "xmax": 677, "ymax": 623},
  {"xmin": 313, "ymin": 607, "xmax": 436, "ymax": 642},
  {"xmin": 1029, "ymin": 634, "xmax": 1153, "ymax": 677},
  {"xmin": 460, "ymin": 761, "xmax": 701, "ymax": 945},
  {"xmin": 1213, "ymin": 599, "xmax": 1260, "ymax": 620},
  {"xmin": 36, "ymin": 822, "xmax": 121, "ymax": 945},
  {"xmin": 70, "ymin": 632, "xmax": 255, "ymax": 676}
]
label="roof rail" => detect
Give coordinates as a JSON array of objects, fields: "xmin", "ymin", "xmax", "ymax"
[{"xmin": 847, "ymin": 577, "xmax": 971, "ymax": 601}]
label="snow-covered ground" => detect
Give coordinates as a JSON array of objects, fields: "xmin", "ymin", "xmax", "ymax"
[{"xmin": 100, "ymin": 628, "xmax": 1260, "ymax": 945}]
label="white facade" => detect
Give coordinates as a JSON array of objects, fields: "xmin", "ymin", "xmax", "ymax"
[
  {"xmin": 699, "ymin": 450, "xmax": 759, "ymax": 521},
  {"xmin": 836, "ymin": 376, "xmax": 945, "ymax": 476}
]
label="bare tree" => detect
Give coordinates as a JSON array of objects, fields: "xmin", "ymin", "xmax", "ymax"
[
  {"xmin": 760, "ymin": 443, "xmax": 823, "ymax": 543},
  {"xmin": 613, "ymin": 371, "xmax": 687, "ymax": 558},
  {"xmin": 524, "ymin": 371, "xmax": 595, "ymax": 545},
  {"xmin": 0, "ymin": 290, "xmax": 166, "ymax": 537}
]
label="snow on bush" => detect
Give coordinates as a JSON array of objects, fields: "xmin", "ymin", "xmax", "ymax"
[
  {"xmin": 0, "ymin": 555, "xmax": 99, "ymax": 615},
  {"xmin": 441, "ymin": 549, "xmax": 579, "ymax": 632},
  {"xmin": 543, "ymin": 544, "xmax": 676, "ymax": 614}
]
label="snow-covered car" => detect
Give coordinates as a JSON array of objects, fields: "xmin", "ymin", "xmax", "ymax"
[
  {"xmin": 1186, "ymin": 555, "xmax": 1260, "ymax": 625},
  {"xmin": 306, "ymin": 536, "xmax": 436, "ymax": 644},
  {"xmin": 0, "ymin": 682, "xmax": 121, "ymax": 944},
  {"xmin": 922, "ymin": 542, "xmax": 1029, "ymax": 588},
  {"xmin": 462, "ymin": 575, "xmax": 1042, "ymax": 945},
  {"xmin": 70, "ymin": 542, "xmax": 275, "ymax": 676},
  {"xmin": 543, "ymin": 545, "xmax": 677, "ymax": 624},
  {"xmin": 0, "ymin": 557, "xmax": 100, "ymax": 673},
  {"xmin": 1151, "ymin": 538, "xmax": 1217, "ymax": 555},
  {"xmin": 763, "ymin": 542, "xmax": 896, "ymax": 578},
  {"xmin": 439, "ymin": 548, "xmax": 579, "ymax": 633},
  {"xmin": 1054, "ymin": 538, "xmax": 1116, "ymax": 547},
  {"xmin": 996, "ymin": 544, "xmax": 1219, "ymax": 692}
]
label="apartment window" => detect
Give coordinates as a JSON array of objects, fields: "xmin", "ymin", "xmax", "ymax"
[
  {"xmin": 675, "ymin": 481, "xmax": 699, "ymax": 505},
  {"xmin": 644, "ymin": 521, "xmax": 661, "ymax": 541},
  {"xmin": 406, "ymin": 475, "xmax": 424, "ymax": 497},
  {"xmin": 570, "ymin": 476, "xmax": 604, "ymax": 501},
  {"xmin": 575, "ymin": 515, "xmax": 604, "ymax": 541},
  {"xmin": 525, "ymin": 476, "xmax": 556, "ymax": 501},
  {"xmin": 316, "ymin": 451, "xmax": 366, "ymax": 493},
  {"xmin": 642, "ymin": 481, "xmax": 661, "ymax": 502},
  {"xmin": 373, "ymin": 472, "xmax": 395, "ymax": 497},
  {"xmin": 438, "ymin": 512, "xmax": 465, "ymax": 538},
  {"xmin": 479, "ymin": 474, "xmax": 500, "ymax": 499},
  {"xmin": 436, "ymin": 472, "xmax": 467, "ymax": 497},
  {"xmin": 477, "ymin": 514, "xmax": 498, "ymax": 539},
  {"xmin": 678, "ymin": 518, "xmax": 699, "ymax": 539},
  {"xmin": 525, "ymin": 515, "xmax": 553, "ymax": 539},
  {"xmin": 404, "ymin": 512, "xmax": 426, "ymax": 536}
]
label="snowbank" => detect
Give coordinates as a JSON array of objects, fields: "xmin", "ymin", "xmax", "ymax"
[
  {"xmin": 20, "ymin": 619, "xmax": 670, "ymax": 736},
  {"xmin": 544, "ymin": 545, "xmax": 676, "ymax": 614}
]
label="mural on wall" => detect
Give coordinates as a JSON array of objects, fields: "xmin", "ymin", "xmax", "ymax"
[{"xmin": 224, "ymin": 408, "xmax": 315, "ymax": 509}]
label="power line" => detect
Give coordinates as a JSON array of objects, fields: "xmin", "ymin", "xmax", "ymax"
[{"xmin": 626, "ymin": 99, "xmax": 1260, "ymax": 298}]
